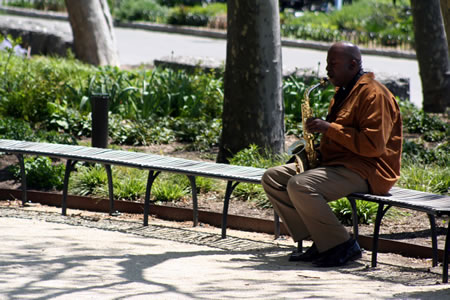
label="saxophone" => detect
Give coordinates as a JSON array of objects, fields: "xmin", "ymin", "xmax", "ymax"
[{"xmin": 294, "ymin": 77, "xmax": 328, "ymax": 173}]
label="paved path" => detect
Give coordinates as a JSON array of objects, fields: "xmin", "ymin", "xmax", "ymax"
[
  {"xmin": 1, "ymin": 14, "xmax": 422, "ymax": 108},
  {"xmin": 1, "ymin": 206, "xmax": 449, "ymax": 299}
]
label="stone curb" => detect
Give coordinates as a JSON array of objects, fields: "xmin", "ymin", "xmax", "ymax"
[{"xmin": 0, "ymin": 5, "xmax": 417, "ymax": 60}]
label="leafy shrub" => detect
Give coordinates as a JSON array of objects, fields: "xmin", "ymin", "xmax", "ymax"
[
  {"xmin": 0, "ymin": 51, "xmax": 94, "ymax": 128},
  {"xmin": 115, "ymin": 0, "xmax": 169, "ymax": 22},
  {"xmin": 110, "ymin": 168, "xmax": 147, "ymax": 200},
  {"xmin": 0, "ymin": 117, "xmax": 35, "ymax": 141},
  {"xmin": 398, "ymin": 159, "xmax": 449, "ymax": 195},
  {"xmin": 152, "ymin": 174, "xmax": 190, "ymax": 203},
  {"xmin": 9, "ymin": 156, "xmax": 65, "ymax": 190},
  {"xmin": 283, "ymin": 76, "xmax": 334, "ymax": 136},
  {"xmin": 5, "ymin": 0, "xmax": 66, "ymax": 11},
  {"xmin": 280, "ymin": 0, "xmax": 413, "ymax": 49},
  {"xmin": 69, "ymin": 164, "xmax": 107, "ymax": 196},
  {"xmin": 168, "ymin": 5, "xmax": 209, "ymax": 26},
  {"xmin": 46, "ymin": 101, "xmax": 92, "ymax": 138},
  {"xmin": 167, "ymin": 2, "xmax": 226, "ymax": 26},
  {"xmin": 170, "ymin": 117, "xmax": 221, "ymax": 150},
  {"xmin": 35, "ymin": 130, "xmax": 78, "ymax": 145},
  {"xmin": 229, "ymin": 144, "xmax": 289, "ymax": 208},
  {"xmin": 329, "ymin": 199, "xmax": 378, "ymax": 225},
  {"xmin": 402, "ymin": 140, "xmax": 449, "ymax": 166}
]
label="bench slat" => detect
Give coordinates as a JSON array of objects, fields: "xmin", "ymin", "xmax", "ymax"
[
  {"xmin": 349, "ymin": 187, "xmax": 450, "ymax": 216},
  {"xmin": 0, "ymin": 139, "xmax": 265, "ymax": 183}
]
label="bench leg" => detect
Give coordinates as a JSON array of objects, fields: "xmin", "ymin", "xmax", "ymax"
[
  {"xmin": 143, "ymin": 170, "xmax": 160, "ymax": 226},
  {"xmin": 16, "ymin": 154, "xmax": 27, "ymax": 206},
  {"xmin": 372, "ymin": 203, "xmax": 391, "ymax": 267},
  {"xmin": 427, "ymin": 214, "xmax": 438, "ymax": 267},
  {"xmin": 62, "ymin": 159, "xmax": 77, "ymax": 216},
  {"xmin": 104, "ymin": 164, "xmax": 119, "ymax": 216},
  {"xmin": 274, "ymin": 212, "xmax": 280, "ymax": 239},
  {"xmin": 221, "ymin": 181, "xmax": 239, "ymax": 239},
  {"xmin": 347, "ymin": 197, "xmax": 359, "ymax": 240},
  {"xmin": 187, "ymin": 176, "xmax": 198, "ymax": 227},
  {"xmin": 443, "ymin": 221, "xmax": 450, "ymax": 283}
]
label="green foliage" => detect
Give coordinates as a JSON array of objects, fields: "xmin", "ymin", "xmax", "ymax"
[
  {"xmin": 136, "ymin": 68, "xmax": 223, "ymax": 120},
  {"xmin": 283, "ymin": 76, "xmax": 334, "ymax": 136},
  {"xmin": 69, "ymin": 164, "xmax": 108, "ymax": 196},
  {"xmin": 399, "ymin": 155, "xmax": 449, "ymax": 195},
  {"xmin": 280, "ymin": 0, "xmax": 413, "ymax": 49},
  {"xmin": 402, "ymin": 140, "xmax": 449, "ymax": 166},
  {"xmin": 115, "ymin": 0, "xmax": 169, "ymax": 22},
  {"xmin": 167, "ymin": 3, "xmax": 226, "ymax": 26},
  {"xmin": 230, "ymin": 144, "xmax": 288, "ymax": 169},
  {"xmin": 194, "ymin": 176, "xmax": 217, "ymax": 193},
  {"xmin": 9, "ymin": 156, "xmax": 65, "ymax": 190},
  {"xmin": 170, "ymin": 117, "xmax": 221, "ymax": 150},
  {"xmin": 229, "ymin": 144, "xmax": 289, "ymax": 208},
  {"xmin": 5, "ymin": 0, "xmax": 66, "ymax": 11},
  {"xmin": 152, "ymin": 174, "xmax": 190, "ymax": 203},
  {"xmin": 0, "ymin": 117, "xmax": 35, "ymax": 141},
  {"xmin": 329, "ymin": 199, "xmax": 379, "ymax": 225},
  {"xmin": 110, "ymin": 168, "xmax": 147, "ymax": 200},
  {"xmin": 0, "ymin": 50, "xmax": 94, "ymax": 128}
]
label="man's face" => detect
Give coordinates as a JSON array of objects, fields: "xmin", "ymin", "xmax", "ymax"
[{"xmin": 326, "ymin": 49, "xmax": 354, "ymax": 87}]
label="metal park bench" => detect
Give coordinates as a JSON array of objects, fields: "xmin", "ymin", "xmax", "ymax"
[
  {"xmin": 0, "ymin": 139, "xmax": 265, "ymax": 239},
  {"xmin": 1, "ymin": 139, "xmax": 449, "ymax": 282},
  {"xmin": 346, "ymin": 189, "xmax": 450, "ymax": 283}
]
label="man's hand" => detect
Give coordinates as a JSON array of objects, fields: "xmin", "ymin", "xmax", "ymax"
[{"xmin": 306, "ymin": 118, "xmax": 331, "ymax": 134}]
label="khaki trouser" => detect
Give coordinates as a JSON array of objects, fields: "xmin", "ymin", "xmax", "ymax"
[{"xmin": 261, "ymin": 164, "xmax": 369, "ymax": 252}]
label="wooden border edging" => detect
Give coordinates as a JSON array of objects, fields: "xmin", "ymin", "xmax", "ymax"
[{"xmin": 0, "ymin": 188, "xmax": 444, "ymax": 261}]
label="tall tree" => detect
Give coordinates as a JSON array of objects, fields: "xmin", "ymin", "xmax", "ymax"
[
  {"xmin": 65, "ymin": 0, "xmax": 120, "ymax": 66},
  {"xmin": 411, "ymin": 0, "xmax": 449, "ymax": 112},
  {"xmin": 441, "ymin": 0, "xmax": 450, "ymax": 55},
  {"xmin": 217, "ymin": 0, "xmax": 284, "ymax": 163}
]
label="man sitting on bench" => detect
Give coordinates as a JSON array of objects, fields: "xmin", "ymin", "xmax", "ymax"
[{"xmin": 261, "ymin": 41, "xmax": 403, "ymax": 267}]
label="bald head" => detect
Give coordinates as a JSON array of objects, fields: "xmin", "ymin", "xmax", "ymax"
[
  {"xmin": 326, "ymin": 42, "xmax": 363, "ymax": 87},
  {"xmin": 329, "ymin": 42, "xmax": 362, "ymax": 68}
]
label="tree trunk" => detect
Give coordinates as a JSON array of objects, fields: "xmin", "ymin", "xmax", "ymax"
[
  {"xmin": 411, "ymin": 0, "xmax": 449, "ymax": 112},
  {"xmin": 217, "ymin": 0, "xmax": 284, "ymax": 163},
  {"xmin": 441, "ymin": 0, "xmax": 450, "ymax": 56},
  {"xmin": 65, "ymin": 0, "xmax": 120, "ymax": 66}
]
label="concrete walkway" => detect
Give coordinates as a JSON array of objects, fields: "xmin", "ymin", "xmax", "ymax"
[{"xmin": 1, "ymin": 206, "xmax": 449, "ymax": 299}]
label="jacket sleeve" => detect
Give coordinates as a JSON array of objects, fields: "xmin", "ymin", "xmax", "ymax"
[{"xmin": 324, "ymin": 92, "xmax": 396, "ymax": 157}]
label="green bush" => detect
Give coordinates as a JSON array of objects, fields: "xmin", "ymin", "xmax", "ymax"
[
  {"xmin": 115, "ymin": 0, "xmax": 169, "ymax": 22},
  {"xmin": 167, "ymin": 3, "xmax": 226, "ymax": 27},
  {"xmin": 69, "ymin": 164, "xmax": 107, "ymax": 196},
  {"xmin": 229, "ymin": 144, "xmax": 289, "ymax": 208},
  {"xmin": 9, "ymin": 156, "xmax": 65, "ymax": 190},
  {"xmin": 398, "ymin": 159, "xmax": 449, "ymax": 195},
  {"xmin": 329, "ymin": 199, "xmax": 379, "ymax": 225},
  {"xmin": 152, "ymin": 174, "xmax": 190, "ymax": 203},
  {"xmin": 280, "ymin": 0, "xmax": 413, "ymax": 49},
  {"xmin": 5, "ymin": 0, "xmax": 66, "ymax": 11},
  {"xmin": 0, "ymin": 51, "xmax": 94, "ymax": 128},
  {"xmin": 0, "ymin": 117, "xmax": 35, "ymax": 141},
  {"xmin": 402, "ymin": 140, "xmax": 449, "ymax": 166},
  {"xmin": 283, "ymin": 76, "xmax": 334, "ymax": 136}
]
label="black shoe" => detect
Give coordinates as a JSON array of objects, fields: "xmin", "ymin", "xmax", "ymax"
[
  {"xmin": 289, "ymin": 244, "xmax": 321, "ymax": 262},
  {"xmin": 312, "ymin": 239, "xmax": 362, "ymax": 267}
]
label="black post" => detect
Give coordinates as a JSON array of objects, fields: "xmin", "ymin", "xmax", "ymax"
[{"xmin": 91, "ymin": 93, "xmax": 110, "ymax": 148}]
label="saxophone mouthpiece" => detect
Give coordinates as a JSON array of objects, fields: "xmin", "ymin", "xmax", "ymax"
[{"xmin": 320, "ymin": 77, "xmax": 329, "ymax": 85}]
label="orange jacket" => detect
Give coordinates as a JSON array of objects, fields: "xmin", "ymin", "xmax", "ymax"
[{"xmin": 319, "ymin": 73, "xmax": 403, "ymax": 195}]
